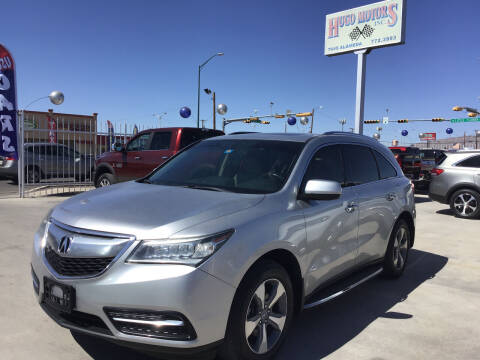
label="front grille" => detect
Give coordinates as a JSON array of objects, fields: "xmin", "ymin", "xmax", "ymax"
[
  {"xmin": 41, "ymin": 302, "xmax": 112, "ymax": 335},
  {"xmin": 45, "ymin": 245, "xmax": 114, "ymax": 277}
]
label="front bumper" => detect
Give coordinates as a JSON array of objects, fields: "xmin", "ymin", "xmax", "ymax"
[{"xmin": 31, "ymin": 228, "xmax": 236, "ymax": 350}]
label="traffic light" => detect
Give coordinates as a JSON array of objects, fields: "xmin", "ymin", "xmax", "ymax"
[
  {"xmin": 397, "ymin": 119, "xmax": 408, "ymax": 123},
  {"xmin": 432, "ymin": 118, "xmax": 444, "ymax": 122},
  {"xmin": 468, "ymin": 112, "xmax": 478, "ymax": 117},
  {"xmin": 452, "ymin": 106, "xmax": 463, "ymax": 111},
  {"xmin": 243, "ymin": 120, "xmax": 251, "ymax": 123},
  {"xmin": 364, "ymin": 120, "xmax": 380, "ymax": 124},
  {"xmin": 261, "ymin": 121, "xmax": 270, "ymax": 124}
]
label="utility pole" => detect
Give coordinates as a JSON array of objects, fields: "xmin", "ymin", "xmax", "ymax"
[
  {"xmin": 201, "ymin": 120, "xmax": 206, "ymax": 129},
  {"xmin": 213, "ymin": 92, "xmax": 216, "ymax": 130},
  {"xmin": 310, "ymin": 108, "xmax": 315, "ymax": 133}
]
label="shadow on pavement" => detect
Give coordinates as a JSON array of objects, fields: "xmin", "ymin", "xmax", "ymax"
[
  {"xmin": 71, "ymin": 250, "xmax": 447, "ymax": 360},
  {"xmin": 277, "ymin": 249, "xmax": 447, "ymax": 359},
  {"xmin": 414, "ymin": 195, "xmax": 432, "ymax": 203},
  {"xmin": 436, "ymin": 208, "xmax": 454, "ymax": 216}
]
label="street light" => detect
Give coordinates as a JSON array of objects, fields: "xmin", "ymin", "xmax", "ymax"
[
  {"xmin": 197, "ymin": 52, "xmax": 224, "ymax": 128},
  {"xmin": 339, "ymin": 118, "xmax": 346, "ymax": 131}
]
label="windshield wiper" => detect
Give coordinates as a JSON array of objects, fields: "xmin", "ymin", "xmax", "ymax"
[{"xmin": 182, "ymin": 184, "xmax": 230, "ymax": 192}]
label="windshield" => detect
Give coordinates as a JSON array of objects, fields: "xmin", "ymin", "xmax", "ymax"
[{"xmin": 146, "ymin": 139, "xmax": 304, "ymax": 194}]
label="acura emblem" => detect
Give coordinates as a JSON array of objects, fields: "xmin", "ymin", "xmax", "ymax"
[{"xmin": 58, "ymin": 235, "xmax": 73, "ymax": 254}]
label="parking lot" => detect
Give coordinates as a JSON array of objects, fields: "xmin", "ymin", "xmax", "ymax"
[{"xmin": 0, "ymin": 193, "xmax": 479, "ymax": 360}]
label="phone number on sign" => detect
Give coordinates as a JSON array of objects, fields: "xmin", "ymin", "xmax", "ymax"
[{"xmin": 370, "ymin": 35, "xmax": 397, "ymax": 45}]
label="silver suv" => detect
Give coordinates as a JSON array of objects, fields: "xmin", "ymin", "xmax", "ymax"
[
  {"xmin": 429, "ymin": 150, "xmax": 480, "ymax": 219},
  {"xmin": 31, "ymin": 132, "xmax": 415, "ymax": 359}
]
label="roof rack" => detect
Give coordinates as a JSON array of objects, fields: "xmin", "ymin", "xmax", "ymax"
[{"xmin": 322, "ymin": 131, "xmax": 368, "ymax": 137}]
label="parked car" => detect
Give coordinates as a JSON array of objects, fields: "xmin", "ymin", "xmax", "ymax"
[
  {"xmin": 94, "ymin": 127, "xmax": 224, "ymax": 187},
  {"xmin": 0, "ymin": 143, "xmax": 94, "ymax": 184},
  {"xmin": 32, "ymin": 132, "xmax": 415, "ymax": 360},
  {"xmin": 389, "ymin": 146, "xmax": 422, "ymax": 183},
  {"xmin": 429, "ymin": 150, "xmax": 480, "ymax": 219},
  {"xmin": 415, "ymin": 149, "xmax": 446, "ymax": 190}
]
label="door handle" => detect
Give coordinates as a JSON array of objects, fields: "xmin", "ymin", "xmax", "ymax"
[
  {"xmin": 134, "ymin": 156, "xmax": 141, "ymax": 160},
  {"xmin": 386, "ymin": 193, "xmax": 397, "ymax": 201},
  {"xmin": 345, "ymin": 202, "xmax": 358, "ymax": 213},
  {"xmin": 161, "ymin": 156, "xmax": 169, "ymax": 160}
]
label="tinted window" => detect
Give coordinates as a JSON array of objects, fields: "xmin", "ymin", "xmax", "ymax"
[
  {"xmin": 180, "ymin": 129, "xmax": 223, "ymax": 149},
  {"xmin": 150, "ymin": 132, "xmax": 172, "ymax": 150},
  {"xmin": 374, "ymin": 150, "xmax": 397, "ymax": 179},
  {"xmin": 304, "ymin": 145, "xmax": 344, "ymax": 184},
  {"xmin": 147, "ymin": 140, "xmax": 303, "ymax": 194},
  {"xmin": 127, "ymin": 133, "xmax": 151, "ymax": 151},
  {"xmin": 457, "ymin": 155, "xmax": 480, "ymax": 168},
  {"xmin": 343, "ymin": 145, "xmax": 379, "ymax": 186}
]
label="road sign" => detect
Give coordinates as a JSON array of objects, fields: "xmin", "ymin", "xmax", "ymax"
[
  {"xmin": 325, "ymin": 0, "xmax": 405, "ymax": 56},
  {"xmin": 382, "ymin": 116, "xmax": 389, "ymax": 124},
  {"xmin": 450, "ymin": 117, "xmax": 480, "ymax": 123}
]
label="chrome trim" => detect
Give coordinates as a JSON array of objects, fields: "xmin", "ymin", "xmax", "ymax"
[
  {"xmin": 111, "ymin": 318, "xmax": 184, "ymax": 327},
  {"xmin": 42, "ymin": 218, "xmax": 136, "ymax": 280},
  {"xmin": 303, "ymin": 268, "xmax": 383, "ymax": 309}
]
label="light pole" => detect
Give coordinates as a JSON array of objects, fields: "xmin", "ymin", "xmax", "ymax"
[
  {"xmin": 153, "ymin": 112, "xmax": 167, "ymax": 127},
  {"xmin": 197, "ymin": 52, "xmax": 224, "ymax": 128},
  {"xmin": 339, "ymin": 118, "xmax": 346, "ymax": 131},
  {"xmin": 19, "ymin": 90, "xmax": 64, "ymax": 197},
  {"xmin": 476, "ymin": 130, "xmax": 480, "ymax": 149}
]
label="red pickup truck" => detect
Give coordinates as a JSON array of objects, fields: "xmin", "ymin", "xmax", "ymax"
[{"xmin": 94, "ymin": 127, "xmax": 224, "ymax": 187}]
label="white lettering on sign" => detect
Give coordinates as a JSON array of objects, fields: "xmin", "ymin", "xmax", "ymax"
[
  {"xmin": 0, "ymin": 115, "xmax": 13, "ymax": 132},
  {"xmin": 0, "ymin": 94, "xmax": 13, "ymax": 111},
  {"xmin": 2, "ymin": 135, "xmax": 14, "ymax": 152},
  {"xmin": 0, "ymin": 74, "xmax": 10, "ymax": 90}
]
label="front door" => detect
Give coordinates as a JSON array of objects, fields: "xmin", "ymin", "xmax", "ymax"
[
  {"xmin": 116, "ymin": 132, "xmax": 152, "ymax": 181},
  {"xmin": 142, "ymin": 130, "xmax": 174, "ymax": 174},
  {"xmin": 301, "ymin": 145, "xmax": 359, "ymax": 293}
]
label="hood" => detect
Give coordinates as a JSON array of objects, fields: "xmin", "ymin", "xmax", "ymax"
[{"xmin": 52, "ymin": 181, "xmax": 264, "ymax": 239}]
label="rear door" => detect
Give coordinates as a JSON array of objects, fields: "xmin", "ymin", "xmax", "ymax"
[
  {"xmin": 142, "ymin": 130, "xmax": 174, "ymax": 173},
  {"xmin": 457, "ymin": 155, "xmax": 480, "ymax": 187},
  {"xmin": 178, "ymin": 128, "xmax": 224, "ymax": 151},
  {"xmin": 342, "ymin": 144, "xmax": 398, "ymax": 265},
  {"xmin": 301, "ymin": 145, "xmax": 359, "ymax": 289}
]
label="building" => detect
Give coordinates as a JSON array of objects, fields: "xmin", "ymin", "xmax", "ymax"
[{"xmin": 411, "ymin": 132, "xmax": 480, "ymax": 150}]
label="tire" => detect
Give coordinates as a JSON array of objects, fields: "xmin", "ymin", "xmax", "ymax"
[
  {"xmin": 449, "ymin": 189, "xmax": 480, "ymax": 219},
  {"xmin": 383, "ymin": 219, "xmax": 411, "ymax": 278},
  {"xmin": 218, "ymin": 260, "xmax": 294, "ymax": 360},
  {"xmin": 95, "ymin": 173, "xmax": 115, "ymax": 188},
  {"xmin": 25, "ymin": 167, "xmax": 41, "ymax": 184}
]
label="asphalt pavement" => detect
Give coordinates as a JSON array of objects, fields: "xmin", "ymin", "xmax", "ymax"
[{"xmin": 0, "ymin": 194, "xmax": 479, "ymax": 359}]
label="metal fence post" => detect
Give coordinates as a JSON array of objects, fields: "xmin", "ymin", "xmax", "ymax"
[{"xmin": 17, "ymin": 110, "xmax": 25, "ymax": 198}]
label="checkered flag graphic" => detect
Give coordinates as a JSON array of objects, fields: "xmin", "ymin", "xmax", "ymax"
[
  {"xmin": 349, "ymin": 24, "xmax": 375, "ymax": 42},
  {"xmin": 362, "ymin": 24, "xmax": 374, "ymax": 38},
  {"xmin": 349, "ymin": 27, "xmax": 362, "ymax": 41}
]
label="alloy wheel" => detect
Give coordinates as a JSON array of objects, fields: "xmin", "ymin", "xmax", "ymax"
[
  {"xmin": 393, "ymin": 226, "xmax": 409, "ymax": 270},
  {"xmin": 245, "ymin": 278, "xmax": 287, "ymax": 354},
  {"xmin": 99, "ymin": 178, "xmax": 111, "ymax": 187},
  {"xmin": 454, "ymin": 193, "xmax": 478, "ymax": 217}
]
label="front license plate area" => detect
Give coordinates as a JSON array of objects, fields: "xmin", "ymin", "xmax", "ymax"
[{"xmin": 43, "ymin": 277, "xmax": 76, "ymax": 313}]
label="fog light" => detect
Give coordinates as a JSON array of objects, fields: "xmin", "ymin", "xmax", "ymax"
[{"xmin": 104, "ymin": 307, "xmax": 197, "ymax": 341}]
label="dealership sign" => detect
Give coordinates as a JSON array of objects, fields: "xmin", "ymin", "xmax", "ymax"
[
  {"xmin": 0, "ymin": 44, "xmax": 18, "ymax": 159},
  {"xmin": 420, "ymin": 132, "xmax": 436, "ymax": 141},
  {"xmin": 325, "ymin": 0, "xmax": 405, "ymax": 56}
]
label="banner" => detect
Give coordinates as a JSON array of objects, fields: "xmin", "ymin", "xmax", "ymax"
[
  {"xmin": 107, "ymin": 120, "xmax": 115, "ymax": 150},
  {"xmin": 0, "ymin": 44, "xmax": 18, "ymax": 159},
  {"xmin": 47, "ymin": 116, "xmax": 57, "ymax": 143}
]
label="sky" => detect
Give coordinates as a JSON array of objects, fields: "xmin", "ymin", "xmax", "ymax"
[{"xmin": 3, "ymin": 0, "xmax": 480, "ymax": 144}]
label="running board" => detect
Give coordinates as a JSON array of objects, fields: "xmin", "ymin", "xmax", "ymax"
[{"xmin": 303, "ymin": 265, "xmax": 383, "ymax": 310}]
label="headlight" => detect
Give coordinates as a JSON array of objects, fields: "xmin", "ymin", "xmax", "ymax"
[
  {"xmin": 38, "ymin": 208, "xmax": 54, "ymax": 247},
  {"xmin": 126, "ymin": 229, "xmax": 234, "ymax": 266}
]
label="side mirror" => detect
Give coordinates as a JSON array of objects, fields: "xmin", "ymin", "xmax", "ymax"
[
  {"xmin": 114, "ymin": 142, "xmax": 124, "ymax": 152},
  {"xmin": 301, "ymin": 179, "xmax": 342, "ymax": 201}
]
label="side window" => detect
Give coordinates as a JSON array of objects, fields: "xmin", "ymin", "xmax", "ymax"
[
  {"xmin": 126, "ymin": 133, "xmax": 151, "ymax": 151},
  {"xmin": 150, "ymin": 132, "xmax": 172, "ymax": 150},
  {"xmin": 343, "ymin": 145, "xmax": 379, "ymax": 186},
  {"xmin": 457, "ymin": 155, "xmax": 480, "ymax": 168},
  {"xmin": 303, "ymin": 145, "xmax": 344, "ymax": 185},
  {"xmin": 374, "ymin": 150, "xmax": 397, "ymax": 179}
]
